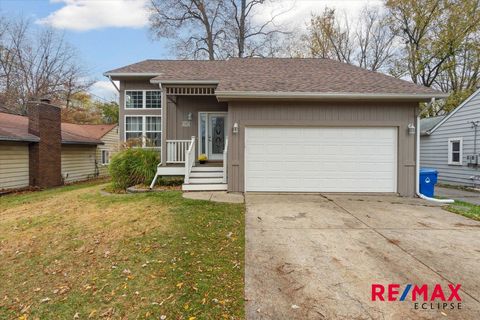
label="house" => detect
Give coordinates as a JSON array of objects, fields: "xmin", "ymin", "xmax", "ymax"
[
  {"xmin": 421, "ymin": 88, "xmax": 480, "ymax": 187},
  {"xmin": 0, "ymin": 100, "xmax": 118, "ymax": 191},
  {"xmin": 104, "ymin": 58, "xmax": 447, "ymax": 195}
]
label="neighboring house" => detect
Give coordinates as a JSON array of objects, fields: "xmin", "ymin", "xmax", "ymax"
[
  {"xmin": 0, "ymin": 100, "xmax": 118, "ymax": 191},
  {"xmin": 105, "ymin": 58, "xmax": 446, "ymax": 195},
  {"xmin": 421, "ymin": 88, "xmax": 480, "ymax": 187}
]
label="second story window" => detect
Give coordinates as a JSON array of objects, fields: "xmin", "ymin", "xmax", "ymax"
[
  {"xmin": 146, "ymin": 91, "xmax": 162, "ymax": 108},
  {"xmin": 125, "ymin": 90, "xmax": 162, "ymax": 109},
  {"xmin": 125, "ymin": 91, "xmax": 143, "ymax": 109}
]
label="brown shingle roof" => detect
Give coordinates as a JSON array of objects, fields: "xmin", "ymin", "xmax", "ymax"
[
  {"xmin": 0, "ymin": 112, "xmax": 116, "ymax": 144},
  {"xmin": 105, "ymin": 58, "xmax": 445, "ymax": 97},
  {"xmin": 61, "ymin": 123, "xmax": 116, "ymax": 145},
  {"xmin": 0, "ymin": 112, "xmax": 39, "ymax": 142}
]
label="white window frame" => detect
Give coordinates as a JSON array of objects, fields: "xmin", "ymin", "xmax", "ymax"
[
  {"xmin": 124, "ymin": 90, "xmax": 162, "ymax": 110},
  {"xmin": 101, "ymin": 149, "xmax": 110, "ymax": 165},
  {"xmin": 448, "ymin": 137, "xmax": 463, "ymax": 165},
  {"xmin": 125, "ymin": 115, "xmax": 143, "ymax": 144},
  {"xmin": 124, "ymin": 115, "xmax": 162, "ymax": 148}
]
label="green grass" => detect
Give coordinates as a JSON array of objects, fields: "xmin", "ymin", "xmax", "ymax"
[
  {"xmin": 444, "ymin": 200, "xmax": 480, "ymax": 221},
  {"xmin": 0, "ymin": 182, "xmax": 245, "ymax": 319}
]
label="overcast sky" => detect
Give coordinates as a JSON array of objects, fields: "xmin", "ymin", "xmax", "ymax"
[{"xmin": 1, "ymin": 0, "xmax": 383, "ymax": 101}]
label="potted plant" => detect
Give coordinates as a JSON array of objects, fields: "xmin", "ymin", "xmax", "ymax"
[{"xmin": 198, "ymin": 154, "xmax": 208, "ymax": 164}]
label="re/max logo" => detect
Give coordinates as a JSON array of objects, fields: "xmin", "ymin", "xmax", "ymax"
[{"xmin": 371, "ymin": 284, "xmax": 462, "ymax": 302}]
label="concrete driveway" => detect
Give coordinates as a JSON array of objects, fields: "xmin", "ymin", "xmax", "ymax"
[{"xmin": 245, "ymin": 194, "xmax": 480, "ymax": 319}]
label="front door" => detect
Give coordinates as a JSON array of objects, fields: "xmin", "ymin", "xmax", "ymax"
[{"xmin": 199, "ymin": 112, "xmax": 227, "ymax": 160}]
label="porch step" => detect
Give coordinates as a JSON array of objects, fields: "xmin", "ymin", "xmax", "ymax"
[
  {"xmin": 190, "ymin": 171, "xmax": 223, "ymax": 178},
  {"xmin": 189, "ymin": 177, "xmax": 224, "ymax": 184},
  {"xmin": 191, "ymin": 166, "xmax": 222, "ymax": 172},
  {"xmin": 182, "ymin": 183, "xmax": 228, "ymax": 191}
]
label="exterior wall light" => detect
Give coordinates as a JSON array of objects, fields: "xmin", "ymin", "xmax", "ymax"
[
  {"xmin": 186, "ymin": 112, "xmax": 193, "ymax": 121},
  {"xmin": 408, "ymin": 123, "xmax": 416, "ymax": 135},
  {"xmin": 233, "ymin": 122, "xmax": 239, "ymax": 134}
]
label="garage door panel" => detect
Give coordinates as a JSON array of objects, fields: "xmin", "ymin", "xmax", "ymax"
[{"xmin": 245, "ymin": 127, "xmax": 397, "ymax": 193}]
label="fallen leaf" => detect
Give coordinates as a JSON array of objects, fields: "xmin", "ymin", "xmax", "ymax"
[{"xmin": 291, "ymin": 304, "xmax": 300, "ymax": 309}]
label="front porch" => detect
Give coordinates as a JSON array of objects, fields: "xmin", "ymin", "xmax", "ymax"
[
  {"xmin": 150, "ymin": 136, "xmax": 228, "ymax": 191},
  {"xmin": 148, "ymin": 87, "xmax": 229, "ymax": 191}
]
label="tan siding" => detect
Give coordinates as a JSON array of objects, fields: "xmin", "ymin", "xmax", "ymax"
[
  {"xmin": 228, "ymin": 101, "xmax": 418, "ymax": 197},
  {"xmin": 96, "ymin": 127, "xmax": 119, "ymax": 176},
  {"xmin": 0, "ymin": 142, "xmax": 29, "ymax": 190},
  {"xmin": 61, "ymin": 145, "xmax": 98, "ymax": 183},
  {"xmin": 166, "ymin": 96, "xmax": 228, "ymax": 140}
]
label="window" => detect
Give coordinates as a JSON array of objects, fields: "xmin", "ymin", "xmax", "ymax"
[
  {"xmin": 125, "ymin": 90, "xmax": 162, "ymax": 109},
  {"xmin": 146, "ymin": 91, "xmax": 162, "ymax": 108},
  {"xmin": 145, "ymin": 116, "xmax": 161, "ymax": 147},
  {"xmin": 101, "ymin": 150, "xmax": 110, "ymax": 165},
  {"xmin": 125, "ymin": 116, "xmax": 143, "ymax": 142},
  {"xmin": 448, "ymin": 138, "xmax": 463, "ymax": 165},
  {"xmin": 125, "ymin": 116, "xmax": 161, "ymax": 148},
  {"xmin": 125, "ymin": 91, "xmax": 143, "ymax": 109}
]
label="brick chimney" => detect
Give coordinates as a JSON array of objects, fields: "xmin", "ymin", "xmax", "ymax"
[{"xmin": 28, "ymin": 100, "xmax": 62, "ymax": 188}]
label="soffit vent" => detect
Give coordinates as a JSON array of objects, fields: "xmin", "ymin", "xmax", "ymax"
[{"xmin": 165, "ymin": 86, "xmax": 216, "ymax": 96}]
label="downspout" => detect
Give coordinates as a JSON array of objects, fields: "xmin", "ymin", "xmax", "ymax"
[
  {"xmin": 415, "ymin": 98, "xmax": 454, "ymax": 203},
  {"xmin": 108, "ymin": 76, "xmax": 120, "ymax": 92}
]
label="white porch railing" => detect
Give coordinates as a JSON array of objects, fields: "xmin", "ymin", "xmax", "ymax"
[
  {"xmin": 166, "ymin": 140, "xmax": 192, "ymax": 163},
  {"xmin": 184, "ymin": 136, "xmax": 196, "ymax": 184},
  {"xmin": 223, "ymin": 136, "xmax": 228, "ymax": 184}
]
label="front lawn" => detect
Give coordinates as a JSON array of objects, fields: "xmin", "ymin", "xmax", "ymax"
[
  {"xmin": 444, "ymin": 200, "xmax": 480, "ymax": 221},
  {"xmin": 0, "ymin": 182, "xmax": 245, "ymax": 319}
]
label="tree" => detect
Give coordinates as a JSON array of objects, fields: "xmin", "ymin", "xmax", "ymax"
[
  {"xmin": 301, "ymin": 6, "xmax": 396, "ymax": 72},
  {"xmin": 0, "ymin": 16, "xmax": 91, "ymax": 114},
  {"xmin": 149, "ymin": 0, "xmax": 226, "ymax": 60},
  {"xmin": 385, "ymin": 0, "xmax": 480, "ymax": 87},
  {"xmin": 96, "ymin": 101, "xmax": 119, "ymax": 124},
  {"xmin": 226, "ymin": 0, "xmax": 292, "ymax": 57},
  {"xmin": 148, "ymin": 0, "xmax": 290, "ymax": 59},
  {"xmin": 61, "ymin": 92, "xmax": 119, "ymax": 125}
]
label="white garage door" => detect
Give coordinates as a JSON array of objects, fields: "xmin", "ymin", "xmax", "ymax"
[{"xmin": 245, "ymin": 127, "xmax": 397, "ymax": 192}]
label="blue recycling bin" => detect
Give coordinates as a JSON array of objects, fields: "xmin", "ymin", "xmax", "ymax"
[{"xmin": 419, "ymin": 168, "xmax": 438, "ymax": 197}]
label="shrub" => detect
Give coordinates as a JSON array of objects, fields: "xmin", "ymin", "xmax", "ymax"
[{"xmin": 109, "ymin": 148, "xmax": 159, "ymax": 190}]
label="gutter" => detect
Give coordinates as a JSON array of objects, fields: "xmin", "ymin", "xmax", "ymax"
[
  {"xmin": 62, "ymin": 140, "xmax": 104, "ymax": 146},
  {"xmin": 0, "ymin": 136, "xmax": 40, "ymax": 143},
  {"xmin": 103, "ymin": 72, "xmax": 161, "ymax": 77},
  {"xmin": 215, "ymin": 91, "xmax": 450, "ymax": 101},
  {"xmin": 150, "ymin": 79, "xmax": 219, "ymax": 85},
  {"xmin": 415, "ymin": 99, "xmax": 454, "ymax": 204},
  {"xmin": 108, "ymin": 76, "xmax": 120, "ymax": 93}
]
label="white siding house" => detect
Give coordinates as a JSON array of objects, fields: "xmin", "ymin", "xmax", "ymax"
[
  {"xmin": 421, "ymin": 88, "xmax": 480, "ymax": 186},
  {"xmin": 0, "ymin": 142, "xmax": 30, "ymax": 190}
]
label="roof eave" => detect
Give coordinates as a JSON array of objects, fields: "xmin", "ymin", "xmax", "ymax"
[
  {"xmin": 150, "ymin": 79, "xmax": 219, "ymax": 85},
  {"xmin": 215, "ymin": 91, "xmax": 449, "ymax": 102},
  {"xmin": 0, "ymin": 136, "xmax": 39, "ymax": 143},
  {"xmin": 62, "ymin": 140, "xmax": 104, "ymax": 146},
  {"xmin": 103, "ymin": 72, "xmax": 161, "ymax": 77}
]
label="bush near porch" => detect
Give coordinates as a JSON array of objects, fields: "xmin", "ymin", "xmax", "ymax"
[
  {"xmin": 0, "ymin": 182, "xmax": 245, "ymax": 319},
  {"xmin": 109, "ymin": 148, "xmax": 159, "ymax": 190}
]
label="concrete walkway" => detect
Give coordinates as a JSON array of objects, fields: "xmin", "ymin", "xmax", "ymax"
[
  {"xmin": 436, "ymin": 186, "xmax": 480, "ymax": 205},
  {"xmin": 182, "ymin": 191, "xmax": 244, "ymax": 203},
  {"xmin": 245, "ymin": 193, "xmax": 480, "ymax": 319}
]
